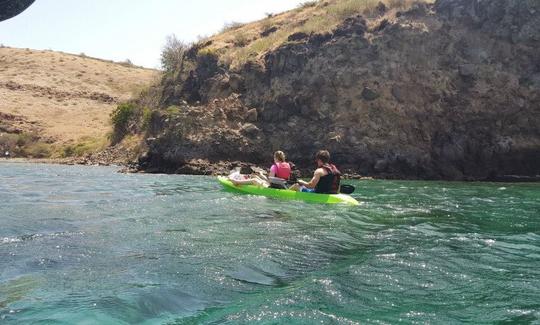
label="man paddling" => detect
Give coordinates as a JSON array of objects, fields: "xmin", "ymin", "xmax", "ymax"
[{"xmin": 290, "ymin": 150, "xmax": 341, "ymax": 194}]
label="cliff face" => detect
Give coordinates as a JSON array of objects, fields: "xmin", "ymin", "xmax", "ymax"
[{"xmin": 138, "ymin": 0, "xmax": 540, "ymax": 180}]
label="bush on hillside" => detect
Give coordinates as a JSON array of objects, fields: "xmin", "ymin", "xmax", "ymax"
[
  {"xmin": 110, "ymin": 103, "xmax": 137, "ymax": 143},
  {"xmin": 221, "ymin": 21, "xmax": 245, "ymax": 33},
  {"xmin": 62, "ymin": 137, "xmax": 107, "ymax": 157},
  {"xmin": 161, "ymin": 34, "xmax": 189, "ymax": 72},
  {"xmin": 15, "ymin": 133, "xmax": 32, "ymax": 147},
  {"xmin": 299, "ymin": 1, "xmax": 319, "ymax": 8},
  {"xmin": 24, "ymin": 142, "xmax": 51, "ymax": 158},
  {"xmin": 233, "ymin": 33, "xmax": 250, "ymax": 47},
  {"xmin": 0, "ymin": 133, "xmax": 18, "ymax": 151}
]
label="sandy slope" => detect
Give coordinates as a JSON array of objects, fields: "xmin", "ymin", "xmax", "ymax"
[{"xmin": 0, "ymin": 47, "xmax": 158, "ymax": 144}]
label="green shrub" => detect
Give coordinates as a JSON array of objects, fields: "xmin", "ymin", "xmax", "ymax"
[
  {"xmin": 0, "ymin": 133, "xmax": 18, "ymax": 153},
  {"xmin": 110, "ymin": 103, "xmax": 137, "ymax": 143},
  {"xmin": 15, "ymin": 133, "xmax": 32, "ymax": 147},
  {"xmin": 165, "ymin": 106, "xmax": 181, "ymax": 116},
  {"xmin": 233, "ymin": 33, "xmax": 250, "ymax": 47},
  {"xmin": 142, "ymin": 107, "xmax": 153, "ymax": 129},
  {"xmin": 327, "ymin": 0, "xmax": 378, "ymax": 19},
  {"xmin": 62, "ymin": 145, "xmax": 75, "ymax": 157},
  {"xmin": 62, "ymin": 137, "xmax": 108, "ymax": 158},
  {"xmin": 197, "ymin": 47, "xmax": 218, "ymax": 58},
  {"xmin": 25, "ymin": 143, "xmax": 51, "ymax": 158}
]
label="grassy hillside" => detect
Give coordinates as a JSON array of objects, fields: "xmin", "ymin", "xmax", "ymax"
[
  {"xmin": 200, "ymin": 0, "xmax": 433, "ymax": 68},
  {"xmin": 0, "ymin": 47, "xmax": 158, "ymax": 159}
]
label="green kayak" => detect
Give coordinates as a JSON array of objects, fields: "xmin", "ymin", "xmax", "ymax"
[{"xmin": 218, "ymin": 176, "xmax": 360, "ymax": 206}]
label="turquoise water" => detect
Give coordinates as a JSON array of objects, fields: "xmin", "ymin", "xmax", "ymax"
[{"xmin": 0, "ymin": 163, "xmax": 539, "ymax": 324}]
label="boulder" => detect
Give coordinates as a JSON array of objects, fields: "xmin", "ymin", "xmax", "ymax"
[
  {"xmin": 229, "ymin": 74, "xmax": 245, "ymax": 92},
  {"xmin": 373, "ymin": 19, "xmax": 390, "ymax": 32},
  {"xmin": 374, "ymin": 159, "xmax": 388, "ymax": 172},
  {"xmin": 261, "ymin": 26, "xmax": 278, "ymax": 37},
  {"xmin": 404, "ymin": 2, "xmax": 430, "ymax": 18},
  {"xmin": 241, "ymin": 123, "xmax": 260, "ymax": 135},
  {"xmin": 391, "ymin": 85, "xmax": 406, "ymax": 103},
  {"xmin": 361, "ymin": 87, "xmax": 380, "ymax": 101},
  {"xmin": 245, "ymin": 108, "xmax": 258, "ymax": 122},
  {"xmin": 376, "ymin": 2, "xmax": 387, "ymax": 15},
  {"xmin": 333, "ymin": 16, "xmax": 367, "ymax": 37},
  {"xmin": 459, "ymin": 64, "xmax": 476, "ymax": 78},
  {"xmin": 288, "ymin": 32, "xmax": 309, "ymax": 42}
]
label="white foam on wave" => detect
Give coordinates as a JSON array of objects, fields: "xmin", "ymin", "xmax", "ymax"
[{"xmin": 1, "ymin": 237, "xmax": 22, "ymax": 244}]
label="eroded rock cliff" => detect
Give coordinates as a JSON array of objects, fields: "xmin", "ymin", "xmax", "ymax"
[{"xmin": 134, "ymin": 0, "xmax": 540, "ymax": 180}]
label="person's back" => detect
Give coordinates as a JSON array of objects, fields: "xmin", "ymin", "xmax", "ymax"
[
  {"xmin": 270, "ymin": 151, "xmax": 291, "ymax": 181},
  {"xmin": 314, "ymin": 163, "xmax": 341, "ymax": 194},
  {"xmin": 272, "ymin": 162, "xmax": 291, "ymax": 180},
  {"xmin": 289, "ymin": 150, "xmax": 341, "ymax": 194}
]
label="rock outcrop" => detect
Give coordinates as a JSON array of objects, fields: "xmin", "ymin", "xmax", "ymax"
[{"xmin": 136, "ymin": 0, "xmax": 540, "ymax": 180}]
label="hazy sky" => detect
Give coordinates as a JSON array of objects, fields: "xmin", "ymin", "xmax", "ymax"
[{"xmin": 0, "ymin": 0, "xmax": 305, "ymax": 68}]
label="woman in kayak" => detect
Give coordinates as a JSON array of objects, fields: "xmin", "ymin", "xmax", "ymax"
[
  {"xmin": 289, "ymin": 150, "xmax": 341, "ymax": 194},
  {"xmin": 229, "ymin": 151, "xmax": 292, "ymax": 187},
  {"xmin": 269, "ymin": 151, "xmax": 291, "ymax": 181}
]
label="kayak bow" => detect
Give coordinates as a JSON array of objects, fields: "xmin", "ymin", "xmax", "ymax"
[{"xmin": 218, "ymin": 176, "xmax": 359, "ymax": 206}]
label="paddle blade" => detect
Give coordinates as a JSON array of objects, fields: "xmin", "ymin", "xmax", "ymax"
[{"xmin": 340, "ymin": 184, "xmax": 355, "ymax": 194}]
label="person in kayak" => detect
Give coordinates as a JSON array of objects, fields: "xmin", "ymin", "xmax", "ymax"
[
  {"xmin": 269, "ymin": 151, "xmax": 291, "ymax": 180},
  {"xmin": 267, "ymin": 150, "xmax": 292, "ymax": 189},
  {"xmin": 229, "ymin": 166, "xmax": 269, "ymax": 187},
  {"xmin": 229, "ymin": 151, "xmax": 292, "ymax": 187},
  {"xmin": 290, "ymin": 150, "xmax": 341, "ymax": 194}
]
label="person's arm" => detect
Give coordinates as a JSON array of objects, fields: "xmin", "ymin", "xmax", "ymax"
[
  {"xmin": 269, "ymin": 164, "xmax": 277, "ymax": 178},
  {"xmin": 255, "ymin": 172, "xmax": 269, "ymax": 183},
  {"xmin": 298, "ymin": 169, "xmax": 323, "ymax": 189},
  {"xmin": 230, "ymin": 178, "xmax": 255, "ymax": 186}
]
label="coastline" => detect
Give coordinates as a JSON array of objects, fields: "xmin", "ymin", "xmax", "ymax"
[
  {"xmin": 0, "ymin": 157, "xmax": 116, "ymax": 166},
  {"xmin": 2, "ymin": 157, "xmax": 539, "ymax": 182}
]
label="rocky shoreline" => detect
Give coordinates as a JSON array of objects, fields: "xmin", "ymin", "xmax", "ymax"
[{"xmin": 2, "ymin": 157, "xmax": 539, "ymax": 182}]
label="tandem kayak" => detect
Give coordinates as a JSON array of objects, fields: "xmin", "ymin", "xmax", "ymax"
[{"xmin": 218, "ymin": 176, "xmax": 360, "ymax": 206}]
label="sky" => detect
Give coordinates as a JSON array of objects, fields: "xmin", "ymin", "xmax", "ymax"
[{"xmin": 0, "ymin": 0, "xmax": 305, "ymax": 69}]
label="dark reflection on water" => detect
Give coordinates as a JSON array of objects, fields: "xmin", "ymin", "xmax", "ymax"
[{"xmin": 0, "ymin": 163, "xmax": 539, "ymax": 323}]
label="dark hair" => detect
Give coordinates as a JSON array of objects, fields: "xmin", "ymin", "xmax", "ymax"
[
  {"xmin": 315, "ymin": 150, "xmax": 330, "ymax": 163},
  {"xmin": 240, "ymin": 166, "xmax": 252, "ymax": 174}
]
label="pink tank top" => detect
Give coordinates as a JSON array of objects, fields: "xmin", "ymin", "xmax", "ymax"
[{"xmin": 271, "ymin": 162, "xmax": 291, "ymax": 180}]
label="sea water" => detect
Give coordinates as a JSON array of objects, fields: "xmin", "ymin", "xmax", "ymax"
[{"xmin": 0, "ymin": 162, "xmax": 539, "ymax": 324}]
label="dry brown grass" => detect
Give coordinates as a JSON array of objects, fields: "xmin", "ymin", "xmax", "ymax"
[
  {"xmin": 0, "ymin": 47, "xmax": 158, "ymax": 156},
  {"xmin": 200, "ymin": 0, "xmax": 433, "ymax": 68}
]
